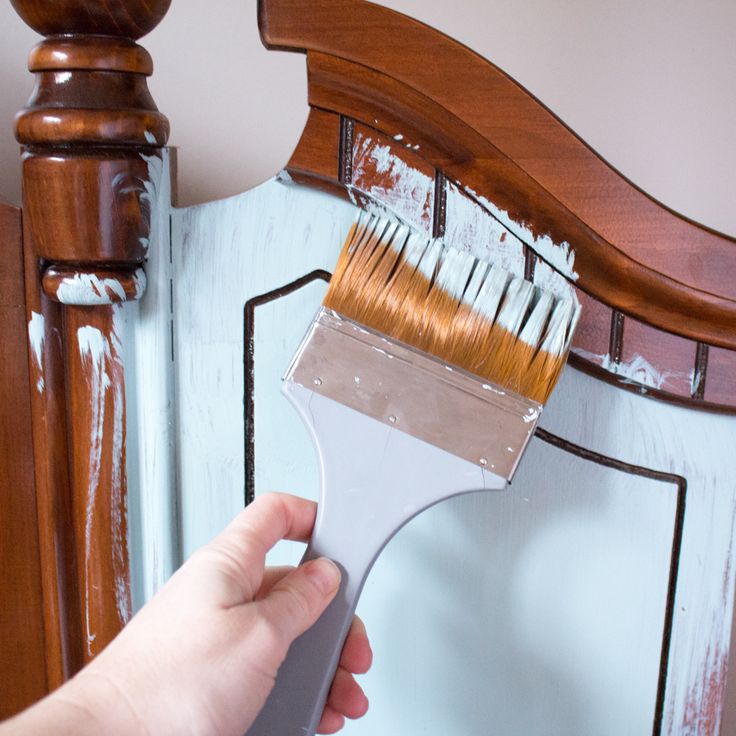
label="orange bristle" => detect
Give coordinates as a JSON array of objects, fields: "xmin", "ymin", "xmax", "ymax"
[{"xmin": 323, "ymin": 213, "xmax": 580, "ymax": 404}]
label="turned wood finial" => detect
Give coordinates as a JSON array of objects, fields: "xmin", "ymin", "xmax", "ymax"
[
  {"xmin": 13, "ymin": 0, "xmax": 170, "ymax": 283},
  {"xmin": 10, "ymin": 0, "xmax": 171, "ymax": 39}
]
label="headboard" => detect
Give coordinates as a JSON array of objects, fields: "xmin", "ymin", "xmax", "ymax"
[
  {"xmin": 260, "ymin": 0, "xmax": 736, "ymax": 411},
  {"xmin": 2, "ymin": 1, "xmax": 735, "ymax": 734}
]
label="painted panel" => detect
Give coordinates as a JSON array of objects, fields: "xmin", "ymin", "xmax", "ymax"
[
  {"xmin": 248, "ymin": 270, "xmax": 680, "ymax": 735},
  {"xmin": 172, "ymin": 179, "xmax": 355, "ymax": 556},
  {"xmin": 168, "ymin": 179, "xmax": 736, "ymax": 735},
  {"xmin": 123, "ymin": 149, "xmax": 177, "ymax": 608}
]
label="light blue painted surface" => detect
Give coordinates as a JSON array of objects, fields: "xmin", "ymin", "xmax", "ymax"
[{"xmin": 165, "ymin": 177, "xmax": 736, "ymax": 735}]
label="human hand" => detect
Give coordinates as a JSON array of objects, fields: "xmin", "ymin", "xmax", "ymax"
[{"xmin": 8, "ymin": 493, "xmax": 371, "ymax": 736}]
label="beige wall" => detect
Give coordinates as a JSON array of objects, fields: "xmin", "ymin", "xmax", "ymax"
[
  {"xmin": 1, "ymin": 0, "xmax": 735, "ymax": 730},
  {"xmin": 1, "ymin": 0, "xmax": 735, "ymax": 226}
]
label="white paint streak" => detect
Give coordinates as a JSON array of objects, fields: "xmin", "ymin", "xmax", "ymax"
[
  {"xmin": 28, "ymin": 311, "xmax": 45, "ymax": 393},
  {"xmin": 56, "ymin": 273, "xmax": 127, "ymax": 305},
  {"xmin": 352, "ymin": 133, "xmax": 433, "ymax": 230},
  {"xmin": 132, "ymin": 269, "xmax": 147, "ymax": 300},
  {"xmin": 533, "ymin": 258, "xmax": 579, "ymax": 302},
  {"xmin": 571, "ymin": 347, "xmax": 691, "ymax": 391},
  {"xmin": 463, "ymin": 184, "xmax": 578, "ymax": 281},
  {"xmin": 77, "ymin": 325, "xmax": 112, "ymax": 653},
  {"xmin": 444, "ymin": 181, "xmax": 525, "ymax": 276},
  {"xmin": 138, "ymin": 152, "xmax": 163, "ymax": 251}
]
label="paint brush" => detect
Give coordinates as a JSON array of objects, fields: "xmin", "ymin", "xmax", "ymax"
[{"xmin": 247, "ymin": 212, "xmax": 581, "ymax": 736}]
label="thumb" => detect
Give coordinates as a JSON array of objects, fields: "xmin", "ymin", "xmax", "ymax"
[{"xmin": 256, "ymin": 558, "xmax": 341, "ymax": 645}]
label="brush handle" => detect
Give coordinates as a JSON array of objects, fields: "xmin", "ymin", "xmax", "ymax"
[
  {"xmin": 245, "ymin": 383, "xmax": 506, "ymax": 736},
  {"xmin": 246, "ymin": 533, "xmax": 369, "ymax": 736}
]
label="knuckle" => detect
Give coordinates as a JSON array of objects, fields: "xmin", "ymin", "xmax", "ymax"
[{"xmin": 207, "ymin": 540, "xmax": 262, "ymax": 597}]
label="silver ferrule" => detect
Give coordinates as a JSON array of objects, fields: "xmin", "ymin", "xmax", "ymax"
[{"xmin": 283, "ymin": 308, "xmax": 543, "ymax": 480}]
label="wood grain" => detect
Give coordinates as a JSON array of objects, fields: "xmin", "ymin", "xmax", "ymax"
[
  {"xmin": 10, "ymin": 0, "xmax": 171, "ymax": 39},
  {"xmin": 261, "ymin": 0, "xmax": 736, "ymax": 296},
  {"xmin": 0, "ymin": 203, "xmax": 48, "ymax": 717}
]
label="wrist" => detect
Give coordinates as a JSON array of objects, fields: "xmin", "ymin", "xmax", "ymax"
[{"xmin": 5, "ymin": 666, "xmax": 147, "ymax": 736}]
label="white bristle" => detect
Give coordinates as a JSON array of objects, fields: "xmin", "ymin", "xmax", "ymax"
[
  {"xmin": 416, "ymin": 238, "xmax": 443, "ymax": 281},
  {"xmin": 348, "ymin": 212, "xmax": 374, "ymax": 255},
  {"xmin": 539, "ymin": 299, "xmax": 574, "ymax": 356},
  {"xmin": 388, "ymin": 223, "xmax": 411, "ymax": 255},
  {"xmin": 564, "ymin": 302, "xmax": 583, "ymax": 351},
  {"xmin": 461, "ymin": 260, "xmax": 490, "ymax": 305},
  {"xmin": 397, "ymin": 230, "xmax": 431, "ymax": 269},
  {"xmin": 436, "ymin": 248, "xmax": 476, "ymax": 300},
  {"xmin": 496, "ymin": 277, "xmax": 535, "ymax": 335},
  {"xmin": 472, "ymin": 264, "xmax": 509, "ymax": 321},
  {"xmin": 519, "ymin": 290, "xmax": 554, "ymax": 347}
]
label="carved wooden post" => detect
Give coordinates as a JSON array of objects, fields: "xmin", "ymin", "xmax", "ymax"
[{"xmin": 11, "ymin": 0, "xmax": 170, "ymax": 686}]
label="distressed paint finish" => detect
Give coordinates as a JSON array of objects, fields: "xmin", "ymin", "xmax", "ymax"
[
  {"xmin": 123, "ymin": 149, "xmax": 178, "ymax": 607},
  {"xmin": 170, "ymin": 179, "xmax": 736, "ymax": 734},
  {"xmin": 171, "ymin": 178, "xmax": 356, "ymax": 555},
  {"xmin": 65, "ymin": 306, "xmax": 132, "ymax": 658},
  {"xmin": 351, "ymin": 126, "xmax": 434, "ymax": 232},
  {"xmin": 43, "ymin": 268, "xmax": 146, "ymax": 306},
  {"xmin": 461, "ymin": 184, "xmax": 578, "ymax": 282},
  {"xmin": 443, "ymin": 181, "xmax": 525, "ymax": 276}
]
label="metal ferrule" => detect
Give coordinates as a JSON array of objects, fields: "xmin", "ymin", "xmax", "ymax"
[{"xmin": 283, "ymin": 308, "xmax": 543, "ymax": 480}]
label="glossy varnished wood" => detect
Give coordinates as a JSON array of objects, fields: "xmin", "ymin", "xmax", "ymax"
[
  {"xmin": 259, "ymin": 0, "xmax": 736, "ymax": 351},
  {"xmin": 0, "ymin": 202, "xmax": 48, "ymax": 717},
  {"xmin": 11, "ymin": 0, "xmax": 171, "ymax": 681},
  {"xmin": 10, "ymin": 0, "xmax": 170, "ymax": 39}
]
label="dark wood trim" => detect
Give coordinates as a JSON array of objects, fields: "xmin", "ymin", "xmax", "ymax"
[
  {"xmin": 523, "ymin": 247, "xmax": 537, "ymax": 282},
  {"xmin": 0, "ymin": 203, "xmax": 49, "ymax": 716},
  {"xmin": 432, "ymin": 170, "xmax": 447, "ymax": 238},
  {"xmin": 338, "ymin": 115, "xmax": 354, "ymax": 185},
  {"xmin": 609, "ymin": 311, "xmax": 625, "ymax": 365},
  {"xmin": 568, "ymin": 353, "xmax": 736, "ymax": 416},
  {"xmin": 692, "ymin": 343, "xmax": 709, "ymax": 400}
]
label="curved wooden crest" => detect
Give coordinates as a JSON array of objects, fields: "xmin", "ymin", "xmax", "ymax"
[{"xmin": 259, "ymin": 0, "xmax": 736, "ymax": 411}]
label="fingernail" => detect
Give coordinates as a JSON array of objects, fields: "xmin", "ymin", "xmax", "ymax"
[{"xmin": 305, "ymin": 558, "xmax": 341, "ymax": 594}]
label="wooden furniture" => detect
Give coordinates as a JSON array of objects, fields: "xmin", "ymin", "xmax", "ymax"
[
  {"xmin": 1, "ymin": 0, "xmax": 170, "ymax": 713},
  {"xmin": 1, "ymin": 0, "xmax": 734, "ymax": 733}
]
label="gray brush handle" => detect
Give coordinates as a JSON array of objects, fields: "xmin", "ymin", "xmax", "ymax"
[
  {"xmin": 244, "ymin": 383, "xmax": 505, "ymax": 736},
  {"xmin": 246, "ymin": 544, "xmax": 366, "ymax": 736}
]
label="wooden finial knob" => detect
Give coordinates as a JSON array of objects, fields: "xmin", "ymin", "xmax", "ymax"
[{"xmin": 9, "ymin": 0, "xmax": 172, "ymax": 40}]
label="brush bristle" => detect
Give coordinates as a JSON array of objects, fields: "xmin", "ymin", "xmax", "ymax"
[{"xmin": 324, "ymin": 213, "xmax": 581, "ymax": 404}]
